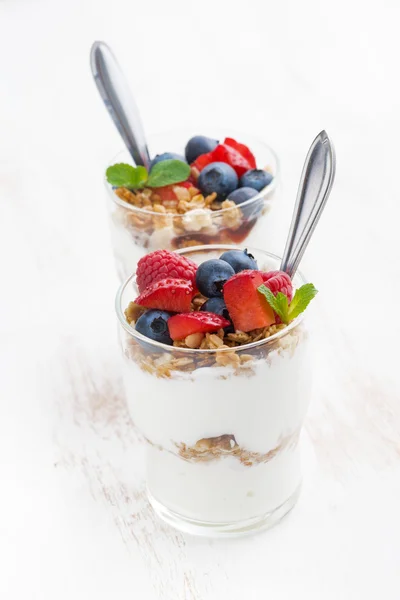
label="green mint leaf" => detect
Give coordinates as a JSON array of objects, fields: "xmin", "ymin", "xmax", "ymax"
[
  {"xmin": 106, "ymin": 163, "xmax": 148, "ymax": 189},
  {"xmin": 258, "ymin": 285, "xmax": 290, "ymax": 323},
  {"xmin": 288, "ymin": 283, "xmax": 318, "ymax": 320},
  {"xmin": 147, "ymin": 159, "xmax": 190, "ymax": 188}
]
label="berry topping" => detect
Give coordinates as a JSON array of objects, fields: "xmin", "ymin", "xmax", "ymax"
[
  {"xmin": 197, "ymin": 162, "xmax": 238, "ymax": 200},
  {"xmin": 219, "ymin": 138, "xmax": 257, "ymax": 176},
  {"xmin": 200, "ymin": 297, "xmax": 233, "ymax": 333},
  {"xmin": 223, "ymin": 270, "xmax": 275, "ymax": 332},
  {"xmin": 258, "ymin": 283, "xmax": 318, "ymax": 324},
  {"xmin": 135, "ymin": 278, "xmax": 195, "ymax": 313},
  {"xmin": 168, "ymin": 311, "xmax": 231, "ymax": 341},
  {"xmin": 191, "ymin": 137, "xmax": 256, "ymax": 177},
  {"xmin": 227, "ymin": 187, "xmax": 258, "ymax": 205},
  {"xmin": 185, "ymin": 135, "xmax": 219, "ymax": 164},
  {"xmin": 261, "ymin": 270, "xmax": 293, "ymax": 302},
  {"xmin": 240, "ymin": 169, "xmax": 273, "ymax": 192},
  {"xmin": 149, "ymin": 152, "xmax": 187, "ymax": 171},
  {"xmin": 220, "ymin": 249, "xmax": 258, "ymax": 273},
  {"xmin": 135, "ymin": 309, "xmax": 173, "ymax": 345},
  {"xmin": 195, "ymin": 259, "xmax": 235, "ymax": 298},
  {"xmin": 136, "ymin": 250, "xmax": 198, "ymax": 293}
]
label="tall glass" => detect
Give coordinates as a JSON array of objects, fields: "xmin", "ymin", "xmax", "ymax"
[
  {"xmin": 107, "ymin": 130, "xmax": 280, "ymax": 280},
  {"xmin": 115, "ymin": 246, "xmax": 311, "ymax": 537}
]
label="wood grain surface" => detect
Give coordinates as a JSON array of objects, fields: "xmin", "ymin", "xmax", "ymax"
[{"xmin": 1, "ymin": 0, "xmax": 400, "ymax": 598}]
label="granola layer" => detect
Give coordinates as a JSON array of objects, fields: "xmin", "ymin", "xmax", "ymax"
[{"xmin": 176, "ymin": 430, "xmax": 300, "ymax": 466}]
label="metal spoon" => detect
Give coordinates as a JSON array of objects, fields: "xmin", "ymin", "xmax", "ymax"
[
  {"xmin": 90, "ymin": 41, "xmax": 151, "ymax": 169},
  {"xmin": 280, "ymin": 130, "xmax": 336, "ymax": 278}
]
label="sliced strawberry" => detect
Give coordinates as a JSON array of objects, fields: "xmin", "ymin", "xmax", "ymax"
[
  {"xmin": 191, "ymin": 137, "xmax": 256, "ymax": 177},
  {"xmin": 135, "ymin": 278, "xmax": 194, "ymax": 313},
  {"xmin": 154, "ymin": 180, "xmax": 197, "ymax": 203},
  {"xmin": 155, "ymin": 185, "xmax": 179, "ymax": 202},
  {"xmin": 180, "ymin": 180, "xmax": 196, "ymax": 189},
  {"xmin": 224, "ymin": 138, "xmax": 256, "ymax": 170},
  {"xmin": 223, "ymin": 270, "xmax": 275, "ymax": 332},
  {"xmin": 168, "ymin": 312, "xmax": 230, "ymax": 341},
  {"xmin": 191, "ymin": 151, "xmax": 215, "ymax": 172}
]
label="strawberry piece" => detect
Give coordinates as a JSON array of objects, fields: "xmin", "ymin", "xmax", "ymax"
[
  {"xmin": 136, "ymin": 249, "xmax": 198, "ymax": 293},
  {"xmin": 180, "ymin": 180, "xmax": 196, "ymax": 189},
  {"xmin": 191, "ymin": 137, "xmax": 256, "ymax": 177},
  {"xmin": 168, "ymin": 312, "xmax": 230, "ymax": 341},
  {"xmin": 135, "ymin": 278, "xmax": 194, "ymax": 312},
  {"xmin": 261, "ymin": 270, "xmax": 293, "ymax": 302},
  {"xmin": 154, "ymin": 185, "xmax": 179, "ymax": 202},
  {"xmin": 224, "ymin": 138, "xmax": 256, "ymax": 170},
  {"xmin": 191, "ymin": 151, "xmax": 215, "ymax": 172},
  {"xmin": 223, "ymin": 270, "xmax": 275, "ymax": 332},
  {"xmin": 154, "ymin": 181, "xmax": 198, "ymax": 203}
]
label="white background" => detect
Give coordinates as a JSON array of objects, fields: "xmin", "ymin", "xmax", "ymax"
[{"xmin": 1, "ymin": 0, "xmax": 400, "ymax": 598}]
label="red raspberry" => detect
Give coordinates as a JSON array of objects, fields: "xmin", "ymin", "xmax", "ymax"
[
  {"xmin": 136, "ymin": 250, "xmax": 198, "ymax": 293},
  {"xmin": 135, "ymin": 278, "xmax": 194, "ymax": 313},
  {"xmin": 168, "ymin": 312, "xmax": 230, "ymax": 341},
  {"xmin": 261, "ymin": 271, "xmax": 293, "ymax": 301}
]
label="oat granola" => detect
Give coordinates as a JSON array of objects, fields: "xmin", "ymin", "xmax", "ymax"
[{"xmin": 176, "ymin": 430, "xmax": 300, "ymax": 466}]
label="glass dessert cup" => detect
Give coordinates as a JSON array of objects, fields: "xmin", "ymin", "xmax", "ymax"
[
  {"xmin": 106, "ymin": 129, "xmax": 280, "ymax": 281},
  {"xmin": 115, "ymin": 245, "xmax": 310, "ymax": 537}
]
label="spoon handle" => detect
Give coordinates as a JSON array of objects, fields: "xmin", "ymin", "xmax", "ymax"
[
  {"xmin": 90, "ymin": 41, "xmax": 151, "ymax": 169},
  {"xmin": 280, "ymin": 130, "xmax": 336, "ymax": 278}
]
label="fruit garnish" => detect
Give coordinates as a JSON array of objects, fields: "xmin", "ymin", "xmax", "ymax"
[
  {"xmin": 240, "ymin": 169, "xmax": 273, "ymax": 191},
  {"xmin": 135, "ymin": 309, "xmax": 173, "ymax": 345},
  {"xmin": 219, "ymin": 249, "xmax": 257, "ymax": 273},
  {"xmin": 168, "ymin": 312, "xmax": 230, "ymax": 341},
  {"xmin": 261, "ymin": 270, "xmax": 293, "ymax": 302},
  {"xmin": 200, "ymin": 297, "xmax": 233, "ymax": 333},
  {"xmin": 195, "ymin": 259, "xmax": 235, "ymax": 298},
  {"xmin": 136, "ymin": 249, "xmax": 198, "ymax": 293},
  {"xmin": 149, "ymin": 152, "xmax": 187, "ymax": 171},
  {"xmin": 223, "ymin": 270, "xmax": 275, "ymax": 332},
  {"xmin": 106, "ymin": 159, "xmax": 190, "ymax": 190},
  {"xmin": 227, "ymin": 187, "xmax": 258, "ymax": 205},
  {"xmin": 197, "ymin": 162, "xmax": 238, "ymax": 200},
  {"xmin": 258, "ymin": 283, "xmax": 318, "ymax": 324},
  {"xmin": 216, "ymin": 138, "xmax": 256, "ymax": 177},
  {"xmin": 147, "ymin": 159, "xmax": 190, "ymax": 188},
  {"xmin": 135, "ymin": 278, "xmax": 195, "ymax": 313},
  {"xmin": 191, "ymin": 137, "xmax": 256, "ymax": 177},
  {"xmin": 106, "ymin": 164, "xmax": 148, "ymax": 189},
  {"xmin": 185, "ymin": 135, "xmax": 219, "ymax": 164}
]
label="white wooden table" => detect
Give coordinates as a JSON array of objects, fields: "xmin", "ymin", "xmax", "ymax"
[{"xmin": 1, "ymin": 0, "xmax": 400, "ymax": 598}]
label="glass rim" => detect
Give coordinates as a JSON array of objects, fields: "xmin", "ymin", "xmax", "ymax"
[
  {"xmin": 105, "ymin": 129, "xmax": 280, "ymax": 217},
  {"xmin": 115, "ymin": 244, "xmax": 306, "ymax": 354}
]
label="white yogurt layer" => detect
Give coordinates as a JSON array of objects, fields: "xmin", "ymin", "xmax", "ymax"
[
  {"xmin": 147, "ymin": 440, "xmax": 302, "ymax": 522},
  {"xmin": 122, "ymin": 331, "xmax": 311, "ymax": 524},
  {"xmin": 123, "ymin": 337, "xmax": 310, "ymax": 453}
]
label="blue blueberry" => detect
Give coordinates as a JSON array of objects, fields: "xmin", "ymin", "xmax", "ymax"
[
  {"xmin": 135, "ymin": 310, "xmax": 173, "ymax": 345},
  {"xmin": 200, "ymin": 297, "xmax": 234, "ymax": 333},
  {"xmin": 198, "ymin": 162, "xmax": 238, "ymax": 200},
  {"xmin": 227, "ymin": 187, "xmax": 259, "ymax": 205},
  {"xmin": 185, "ymin": 135, "xmax": 218, "ymax": 164},
  {"xmin": 239, "ymin": 169, "xmax": 273, "ymax": 192},
  {"xmin": 149, "ymin": 152, "xmax": 187, "ymax": 171},
  {"xmin": 219, "ymin": 249, "xmax": 258, "ymax": 273},
  {"xmin": 195, "ymin": 259, "xmax": 235, "ymax": 298}
]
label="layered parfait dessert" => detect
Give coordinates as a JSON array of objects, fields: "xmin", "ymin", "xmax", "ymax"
[
  {"xmin": 116, "ymin": 245, "xmax": 317, "ymax": 536},
  {"xmin": 106, "ymin": 130, "xmax": 278, "ymax": 280}
]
